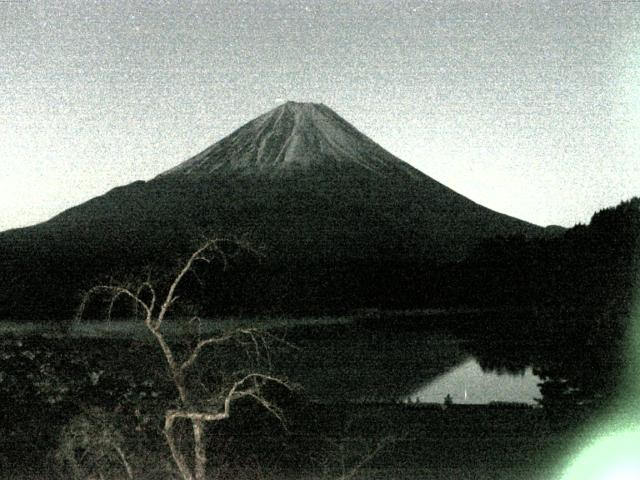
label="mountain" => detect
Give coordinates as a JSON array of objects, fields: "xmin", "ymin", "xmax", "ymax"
[
  {"xmin": 160, "ymin": 101, "xmax": 424, "ymax": 178},
  {"xmin": 0, "ymin": 102, "xmax": 544, "ymax": 319}
]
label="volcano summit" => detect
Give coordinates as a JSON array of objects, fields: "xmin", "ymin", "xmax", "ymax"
[
  {"xmin": 161, "ymin": 101, "xmax": 424, "ymax": 178},
  {"xmin": 0, "ymin": 102, "xmax": 542, "ymax": 318}
]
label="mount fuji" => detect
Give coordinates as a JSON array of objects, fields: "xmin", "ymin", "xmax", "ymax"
[{"xmin": 0, "ymin": 102, "xmax": 544, "ymax": 319}]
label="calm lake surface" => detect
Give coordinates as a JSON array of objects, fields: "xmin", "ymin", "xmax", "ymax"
[
  {"xmin": 0, "ymin": 317, "xmax": 605, "ymax": 407},
  {"xmin": 271, "ymin": 324, "xmax": 545, "ymax": 405}
]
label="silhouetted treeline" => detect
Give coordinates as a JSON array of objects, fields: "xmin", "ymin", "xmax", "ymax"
[{"xmin": 438, "ymin": 198, "xmax": 639, "ymax": 315}]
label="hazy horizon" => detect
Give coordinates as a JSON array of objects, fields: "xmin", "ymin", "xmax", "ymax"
[{"xmin": 2, "ymin": 0, "xmax": 639, "ymax": 231}]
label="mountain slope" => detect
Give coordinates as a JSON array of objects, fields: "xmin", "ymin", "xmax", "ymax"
[{"xmin": 0, "ymin": 102, "xmax": 543, "ymax": 319}]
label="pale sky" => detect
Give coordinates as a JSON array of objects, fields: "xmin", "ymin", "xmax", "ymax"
[{"xmin": 1, "ymin": 0, "xmax": 639, "ymax": 231}]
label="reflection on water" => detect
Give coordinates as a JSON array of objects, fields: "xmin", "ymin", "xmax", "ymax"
[
  {"xmin": 280, "ymin": 329, "xmax": 469, "ymax": 403},
  {"xmin": 279, "ymin": 326, "xmax": 549, "ymax": 405},
  {"xmin": 403, "ymin": 357, "xmax": 541, "ymax": 405}
]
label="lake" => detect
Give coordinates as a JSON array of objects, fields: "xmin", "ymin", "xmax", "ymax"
[
  {"xmin": 0, "ymin": 318, "xmax": 602, "ymax": 407},
  {"xmin": 267, "ymin": 323, "xmax": 546, "ymax": 405}
]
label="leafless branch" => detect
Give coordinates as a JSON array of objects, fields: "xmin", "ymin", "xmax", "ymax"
[
  {"xmin": 135, "ymin": 280, "xmax": 157, "ymax": 316},
  {"xmin": 78, "ymin": 237, "xmax": 289, "ymax": 480},
  {"xmin": 77, "ymin": 285, "xmax": 152, "ymax": 322},
  {"xmin": 180, "ymin": 332, "xmax": 235, "ymax": 372},
  {"xmin": 157, "ymin": 238, "xmax": 233, "ymax": 327}
]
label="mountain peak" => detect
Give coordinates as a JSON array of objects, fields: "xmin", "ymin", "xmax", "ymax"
[
  {"xmin": 266, "ymin": 100, "xmax": 331, "ymax": 126},
  {"xmin": 280, "ymin": 100, "xmax": 323, "ymax": 108},
  {"xmin": 159, "ymin": 102, "xmax": 421, "ymax": 178}
]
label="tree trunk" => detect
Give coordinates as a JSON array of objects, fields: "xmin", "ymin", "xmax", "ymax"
[
  {"xmin": 193, "ymin": 419, "xmax": 207, "ymax": 480},
  {"xmin": 164, "ymin": 414, "xmax": 194, "ymax": 480}
]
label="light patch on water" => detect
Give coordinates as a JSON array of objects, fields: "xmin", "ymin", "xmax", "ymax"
[{"xmin": 404, "ymin": 357, "xmax": 541, "ymax": 405}]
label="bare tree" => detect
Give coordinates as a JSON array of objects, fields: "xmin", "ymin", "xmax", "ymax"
[{"xmin": 77, "ymin": 238, "xmax": 292, "ymax": 480}]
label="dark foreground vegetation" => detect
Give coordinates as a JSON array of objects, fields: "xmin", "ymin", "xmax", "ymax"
[
  {"xmin": 0, "ymin": 308, "xmax": 630, "ymax": 479},
  {"xmin": 1, "ymin": 397, "xmax": 575, "ymax": 480}
]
